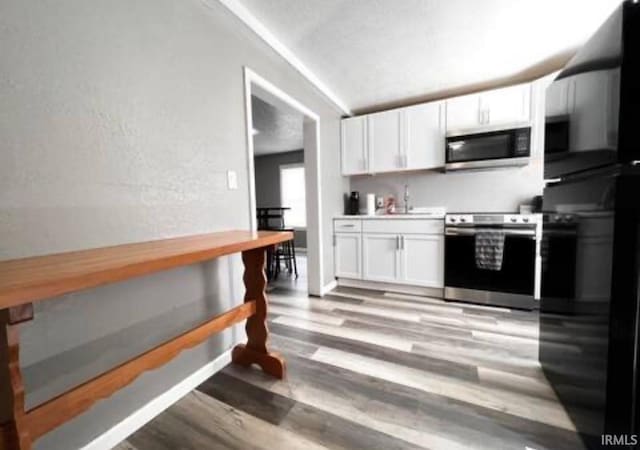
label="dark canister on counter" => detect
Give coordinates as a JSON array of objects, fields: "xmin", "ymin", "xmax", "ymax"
[{"xmin": 348, "ymin": 191, "xmax": 360, "ymax": 215}]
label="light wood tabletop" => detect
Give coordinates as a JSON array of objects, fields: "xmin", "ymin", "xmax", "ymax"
[{"xmin": 0, "ymin": 230, "xmax": 292, "ymax": 310}]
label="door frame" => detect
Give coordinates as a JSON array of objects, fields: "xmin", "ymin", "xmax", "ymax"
[{"xmin": 242, "ymin": 67, "xmax": 324, "ymax": 296}]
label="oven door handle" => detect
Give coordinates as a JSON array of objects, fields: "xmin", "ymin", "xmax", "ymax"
[{"xmin": 445, "ymin": 227, "xmax": 536, "ymax": 237}]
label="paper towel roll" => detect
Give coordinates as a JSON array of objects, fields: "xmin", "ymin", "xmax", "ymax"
[{"xmin": 366, "ymin": 193, "xmax": 376, "ymax": 216}]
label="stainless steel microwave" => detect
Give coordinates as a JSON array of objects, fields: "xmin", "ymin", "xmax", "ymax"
[{"xmin": 445, "ymin": 127, "xmax": 531, "ymax": 171}]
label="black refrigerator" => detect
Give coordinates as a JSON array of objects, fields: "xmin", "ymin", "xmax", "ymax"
[{"xmin": 539, "ymin": 1, "xmax": 640, "ymax": 448}]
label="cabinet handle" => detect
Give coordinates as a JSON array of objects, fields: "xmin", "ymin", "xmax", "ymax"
[
  {"xmin": 400, "ymin": 236, "xmax": 405, "ymax": 250},
  {"xmin": 396, "ymin": 236, "xmax": 400, "ymax": 250},
  {"xmin": 486, "ymin": 109, "xmax": 490, "ymax": 124}
]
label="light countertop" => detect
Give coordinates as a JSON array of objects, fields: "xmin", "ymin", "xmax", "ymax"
[{"xmin": 334, "ymin": 214, "xmax": 445, "ymax": 220}]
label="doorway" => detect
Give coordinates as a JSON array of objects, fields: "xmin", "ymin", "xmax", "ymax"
[{"xmin": 243, "ymin": 68, "xmax": 324, "ymax": 296}]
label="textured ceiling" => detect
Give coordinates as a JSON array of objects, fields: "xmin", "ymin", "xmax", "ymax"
[
  {"xmin": 251, "ymin": 95, "xmax": 303, "ymax": 155},
  {"xmin": 237, "ymin": 0, "xmax": 622, "ymax": 114}
]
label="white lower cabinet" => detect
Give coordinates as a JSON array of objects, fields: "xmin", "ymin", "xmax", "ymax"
[
  {"xmin": 400, "ymin": 234, "xmax": 444, "ymax": 287},
  {"xmin": 334, "ymin": 232, "xmax": 362, "ymax": 279},
  {"xmin": 334, "ymin": 218, "xmax": 444, "ymax": 289},
  {"xmin": 362, "ymin": 233, "xmax": 400, "ymax": 283}
]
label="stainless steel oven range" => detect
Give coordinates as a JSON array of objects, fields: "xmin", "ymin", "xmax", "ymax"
[{"xmin": 444, "ymin": 213, "xmax": 541, "ymax": 310}]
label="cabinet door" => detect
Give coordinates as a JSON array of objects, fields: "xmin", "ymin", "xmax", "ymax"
[
  {"xmin": 404, "ymin": 102, "xmax": 445, "ymax": 170},
  {"xmin": 481, "ymin": 84, "xmax": 531, "ymax": 127},
  {"xmin": 341, "ymin": 117, "xmax": 368, "ymax": 175},
  {"xmin": 445, "ymin": 93, "xmax": 482, "ymax": 133},
  {"xmin": 362, "ymin": 233, "xmax": 400, "ymax": 283},
  {"xmin": 334, "ymin": 233, "xmax": 362, "ymax": 279},
  {"xmin": 400, "ymin": 234, "xmax": 444, "ymax": 288},
  {"xmin": 570, "ymin": 69, "xmax": 620, "ymax": 152},
  {"xmin": 545, "ymin": 77, "xmax": 572, "ymax": 118},
  {"xmin": 369, "ymin": 109, "xmax": 403, "ymax": 173}
]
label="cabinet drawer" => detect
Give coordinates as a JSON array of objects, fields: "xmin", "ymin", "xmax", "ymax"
[
  {"xmin": 334, "ymin": 219, "xmax": 362, "ymax": 233},
  {"xmin": 362, "ymin": 219, "xmax": 444, "ymax": 235}
]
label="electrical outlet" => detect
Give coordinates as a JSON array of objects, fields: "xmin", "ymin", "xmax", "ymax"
[{"xmin": 227, "ymin": 170, "xmax": 238, "ymax": 190}]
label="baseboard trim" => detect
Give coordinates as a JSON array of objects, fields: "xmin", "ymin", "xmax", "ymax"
[
  {"xmin": 319, "ymin": 279, "xmax": 337, "ymax": 297},
  {"xmin": 337, "ymin": 278, "xmax": 444, "ymax": 298},
  {"xmin": 81, "ymin": 347, "xmax": 235, "ymax": 450}
]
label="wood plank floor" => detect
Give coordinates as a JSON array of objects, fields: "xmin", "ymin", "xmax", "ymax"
[{"xmin": 115, "ymin": 280, "xmax": 594, "ymax": 450}]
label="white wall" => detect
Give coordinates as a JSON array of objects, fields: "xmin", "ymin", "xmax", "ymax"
[
  {"xmin": 350, "ymin": 162, "xmax": 543, "ymax": 213},
  {"xmin": 0, "ymin": 0, "xmax": 344, "ymax": 448}
]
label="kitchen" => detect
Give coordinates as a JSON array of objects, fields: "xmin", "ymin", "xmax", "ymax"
[
  {"xmin": 1, "ymin": 1, "xmax": 638, "ymax": 450},
  {"xmin": 335, "ymin": 79, "xmax": 547, "ymax": 310},
  {"xmin": 325, "ymin": 3, "xmax": 638, "ymax": 448}
]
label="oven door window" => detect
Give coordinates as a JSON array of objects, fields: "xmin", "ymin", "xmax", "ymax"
[
  {"xmin": 445, "ymin": 232, "xmax": 536, "ymax": 295},
  {"xmin": 447, "ymin": 134, "xmax": 513, "ymax": 163}
]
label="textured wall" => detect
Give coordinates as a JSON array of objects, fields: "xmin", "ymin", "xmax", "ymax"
[{"xmin": 0, "ymin": 0, "xmax": 344, "ymax": 448}]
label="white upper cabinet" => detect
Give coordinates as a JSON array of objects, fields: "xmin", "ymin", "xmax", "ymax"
[
  {"xmin": 369, "ymin": 109, "xmax": 403, "ymax": 173},
  {"xmin": 341, "ymin": 82, "xmax": 533, "ymax": 175},
  {"xmin": 545, "ymin": 76, "xmax": 572, "ymax": 117},
  {"xmin": 404, "ymin": 101, "xmax": 446, "ymax": 170},
  {"xmin": 341, "ymin": 101, "xmax": 445, "ymax": 175},
  {"xmin": 480, "ymin": 84, "xmax": 531, "ymax": 127},
  {"xmin": 446, "ymin": 83, "xmax": 531, "ymax": 133},
  {"xmin": 544, "ymin": 69, "xmax": 620, "ymax": 153},
  {"xmin": 570, "ymin": 69, "xmax": 620, "ymax": 152},
  {"xmin": 341, "ymin": 116, "xmax": 368, "ymax": 175},
  {"xmin": 445, "ymin": 93, "xmax": 482, "ymax": 132}
]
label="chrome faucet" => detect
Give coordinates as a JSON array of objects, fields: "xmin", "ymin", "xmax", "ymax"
[{"xmin": 403, "ymin": 184, "xmax": 410, "ymax": 214}]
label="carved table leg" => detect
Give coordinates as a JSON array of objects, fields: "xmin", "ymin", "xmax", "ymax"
[
  {"xmin": 232, "ymin": 247, "xmax": 286, "ymax": 379},
  {"xmin": 0, "ymin": 309, "xmax": 32, "ymax": 450}
]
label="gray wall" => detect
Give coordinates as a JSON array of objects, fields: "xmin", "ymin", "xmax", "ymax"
[
  {"xmin": 0, "ymin": 0, "xmax": 343, "ymax": 448},
  {"xmin": 254, "ymin": 150, "xmax": 306, "ymax": 248}
]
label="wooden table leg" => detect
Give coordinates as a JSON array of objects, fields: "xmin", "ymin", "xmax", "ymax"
[
  {"xmin": 232, "ymin": 247, "xmax": 286, "ymax": 379},
  {"xmin": 0, "ymin": 309, "xmax": 32, "ymax": 450}
]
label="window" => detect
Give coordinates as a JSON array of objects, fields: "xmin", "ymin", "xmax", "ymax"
[{"xmin": 280, "ymin": 163, "xmax": 306, "ymax": 228}]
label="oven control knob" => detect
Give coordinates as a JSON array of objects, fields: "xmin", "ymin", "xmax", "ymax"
[
  {"xmin": 450, "ymin": 217, "xmax": 457, "ymax": 223},
  {"xmin": 510, "ymin": 217, "xmax": 517, "ymax": 223},
  {"xmin": 523, "ymin": 217, "xmax": 529, "ymax": 223},
  {"xmin": 460, "ymin": 217, "xmax": 466, "ymax": 223}
]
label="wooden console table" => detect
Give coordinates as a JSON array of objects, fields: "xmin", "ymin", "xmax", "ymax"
[{"xmin": 0, "ymin": 230, "xmax": 292, "ymax": 450}]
